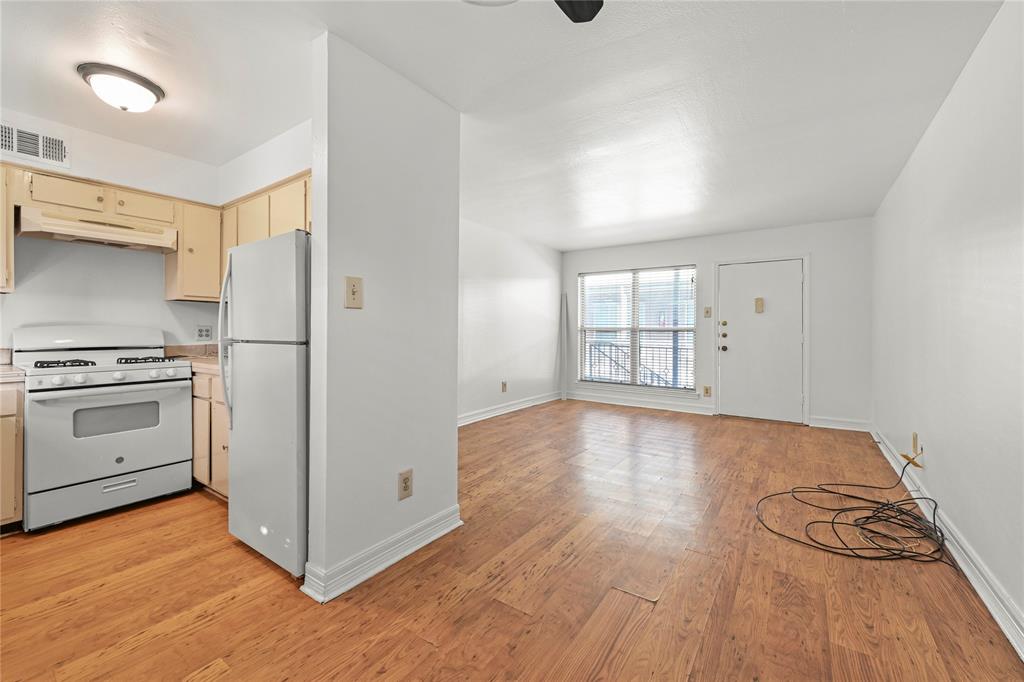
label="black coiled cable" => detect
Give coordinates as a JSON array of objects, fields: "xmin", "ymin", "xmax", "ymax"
[{"xmin": 754, "ymin": 460, "xmax": 955, "ymax": 567}]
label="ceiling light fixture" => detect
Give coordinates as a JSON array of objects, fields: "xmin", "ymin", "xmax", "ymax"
[{"xmin": 77, "ymin": 63, "xmax": 165, "ymax": 113}]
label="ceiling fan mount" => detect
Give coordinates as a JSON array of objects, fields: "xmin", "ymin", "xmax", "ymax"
[{"xmin": 464, "ymin": 0, "xmax": 604, "ymax": 24}]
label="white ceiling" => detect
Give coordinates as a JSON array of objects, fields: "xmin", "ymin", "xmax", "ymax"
[
  {"xmin": 1, "ymin": 1, "xmax": 1000, "ymax": 249},
  {"xmin": 0, "ymin": 2, "xmax": 320, "ymax": 166}
]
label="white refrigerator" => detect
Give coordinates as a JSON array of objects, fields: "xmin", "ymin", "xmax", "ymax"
[{"xmin": 218, "ymin": 230, "xmax": 309, "ymax": 576}]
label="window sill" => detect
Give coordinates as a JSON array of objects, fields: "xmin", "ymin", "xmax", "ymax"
[{"xmin": 574, "ymin": 380, "xmax": 700, "ymax": 400}]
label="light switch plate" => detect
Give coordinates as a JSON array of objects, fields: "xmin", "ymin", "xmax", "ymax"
[
  {"xmin": 703, "ymin": 306, "xmax": 712, "ymax": 318},
  {"xmin": 754, "ymin": 297, "xmax": 765, "ymax": 313},
  {"xmin": 345, "ymin": 276, "xmax": 364, "ymax": 309}
]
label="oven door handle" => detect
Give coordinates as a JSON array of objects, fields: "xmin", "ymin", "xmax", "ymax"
[{"xmin": 26, "ymin": 379, "xmax": 193, "ymax": 402}]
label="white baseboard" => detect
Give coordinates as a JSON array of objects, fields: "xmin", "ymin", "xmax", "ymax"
[
  {"xmin": 457, "ymin": 392, "xmax": 561, "ymax": 427},
  {"xmin": 807, "ymin": 415, "xmax": 871, "ymax": 432},
  {"xmin": 872, "ymin": 428, "xmax": 1024, "ymax": 661},
  {"xmin": 300, "ymin": 504, "xmax": 463, "ymax": 604},
  {"xmin": 566, "ymin": 386, "xmax": 715, "ymax": 416}
]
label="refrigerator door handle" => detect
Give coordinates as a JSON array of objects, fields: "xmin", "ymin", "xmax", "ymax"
[{"xmin": 218, "ymin": 252, "xmax": 234, "ymax": 429}]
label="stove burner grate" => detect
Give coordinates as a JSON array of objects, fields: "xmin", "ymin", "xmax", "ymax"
[
  {"xmin": 116, "ymin": 356, "xmax": 174, "ymax": 365},
  {"xmin": 34, "ymin": 359, "xmax": 98, "ymax": 369}
]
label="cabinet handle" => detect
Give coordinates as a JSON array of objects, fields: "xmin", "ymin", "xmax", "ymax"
[
  {"xmin": 187, "ymin": 247, "xmax": 195, "ymax": 253},
  {"xmin": 221, "ymin": 445, "xmax": 228, "ymax": 451},
  {"xmin": 118, "ymin": 199, "xmax": 125, "ymax": 206},
  {"xmin": 96, "ymin": 196, "xmax": 104, "ymax": 203}
]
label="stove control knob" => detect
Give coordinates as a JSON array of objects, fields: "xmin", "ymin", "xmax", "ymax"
[
  {"xmin": 112, "ymin": 371, "xmax": 126, "ymax": 381},
  {"xmin": 165, "ymin": 368, "xmax": 177, "ymax": 378},
  {"xmin": 73, "ymin": 374, "xmax": 86, "ymax": 384},
  {"xmin": 51, "ymin": 375, "xmax": 65, "ymax": 386},
  {"xmin": 149, "ymin": 369, "xmax": 160, "ymax": 379}
]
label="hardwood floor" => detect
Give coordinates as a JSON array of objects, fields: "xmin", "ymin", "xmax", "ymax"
[{"xmin": 2, "ymin": 399, "xmax": 1021, "ymax": 680}]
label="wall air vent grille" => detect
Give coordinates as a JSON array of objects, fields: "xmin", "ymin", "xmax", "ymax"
[
  {"xmin": 0, "ymin": 121, "xmax": 71, "ymax": 168},
  {"xmin": 0, "ymin": 123, "xmax": 13, "ymax": 152},
  {"xmin": 41, "ymin": 136, "xmax": 67, "ymax": 164},
  {"xmin": 16, "ymin": 129, "xmax": 39, "ymax": 157}
]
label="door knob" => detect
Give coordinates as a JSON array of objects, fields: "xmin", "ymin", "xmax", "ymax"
[{"xmin": 720, "ymin": 345, "xmax": 728, "ymax": 351}]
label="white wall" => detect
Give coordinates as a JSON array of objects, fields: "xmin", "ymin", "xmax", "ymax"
[
  {"xmin": 872, "ymin": 0, "xmax": 1023, "ymax": 630},
  {"xmin": 561, "ymin": 217, "xmax": 873, "ymax": 427},
  {"xmin": 216, "ymin": 119, "xmax": 311, "ymax": 204},
  {"xmin": 1, "ymin": 109, "xmax": 220, "ymax": 203},
  {"xmin": 0, "ymin": 110, "xmax": 313, "ymax": 349},
  {"xmin": 0, "ymin": 237, "xmax": 217, "ymax": 347},
  {"xmin": 305, "ymin": 32, "xmax": 460, "ymax": 601},
  {"xmin": 0, "ymin": 108, "xmax": 223, "ymax": 348},
  {"xmin": 458, "ymin": 219, "xmax": 561, "ymax": 423}
]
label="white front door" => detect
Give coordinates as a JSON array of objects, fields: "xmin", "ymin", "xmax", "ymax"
[{"xmin": 717, "ymin": 259, "xmax": 804, "ymax": 423}]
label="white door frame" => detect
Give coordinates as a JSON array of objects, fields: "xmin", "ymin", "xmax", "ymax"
[{"xmin": 713, "ymin": 255, "xmax": 810, "ymax": 425}]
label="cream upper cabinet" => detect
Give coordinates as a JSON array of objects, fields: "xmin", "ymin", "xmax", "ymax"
[
  {"xmin": 305, "ymin": 178, "xmax": 311, "ymax": 232},
  {"xmin": 29, "ymin": 173, "xmax": 106, "ymax": 212},
  {"xmin": 237, "ymin": 195, "xmax": 269, "ymax": 245},
  {"xmin": 221, "ymin": 205, "xmax": 237, "ymax": 281},
  {"xmin": 114, "ymin": 189, "xmax": 175, "ymax": 223},
  {"xmin": 269, "ymin": 179, "xmax": 306, "ymax": 237},
  {"xmin": 179, "ymin": 204, "xmax": 221, "ymax": 298},
  {"xmin": 1, "ymin": 167, "xmax": 13, "ymax": 293}
]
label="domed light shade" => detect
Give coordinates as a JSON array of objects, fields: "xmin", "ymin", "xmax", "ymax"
[{"xmin": 77, "ymin": 63, "xmax": 165, "ymax": 113}]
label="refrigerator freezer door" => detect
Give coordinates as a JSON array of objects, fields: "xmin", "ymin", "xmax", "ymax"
[
  {"xmin": 227, "ymin": 341, "xmax": 308, "ymax": 577},
  {"xmin": 228, "ymin": 230, "xmax": 309, "ymax": 343}
]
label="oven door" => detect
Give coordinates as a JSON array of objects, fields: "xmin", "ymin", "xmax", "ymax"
[{"xmin": 24, "ymin": 380, "xmax": 192, "ymax": 494}]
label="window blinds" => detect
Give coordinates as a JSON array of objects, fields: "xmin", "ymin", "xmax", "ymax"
[{"xmin": 578, "ymin": 266, "xmax": 696, "ymax": 390}]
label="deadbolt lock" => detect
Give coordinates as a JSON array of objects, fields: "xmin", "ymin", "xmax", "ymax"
[
  {"xmin": 720, "ymin": 345, "xmax": 729, "ymax": 351},
  {"xmin": 721, "ymin": 332, "xmax": 728, "ymax": 338},
  {"xmin": 720, "ymin": 320, "xmax": 727, "ymax": 326}
]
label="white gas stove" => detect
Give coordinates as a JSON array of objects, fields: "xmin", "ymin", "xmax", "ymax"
[{"xmin": 13, "ymin": 325, "xmax": 193, "ymax": 531}]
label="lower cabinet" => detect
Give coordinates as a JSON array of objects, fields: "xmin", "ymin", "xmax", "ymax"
[
  {"xmin": 210, "ymin": 400, "xmax": 230, "ymax": 497},
  {"xmin": 192, "ymin": 372, "xmax": 229, "ymax": 497},
  {"xmin": 1, "ymin": 383, "xmax": 24, "ymax": 525},
  {"xmin": 192, "ymin": 397, "xmax": 211, "ymax": 485}
]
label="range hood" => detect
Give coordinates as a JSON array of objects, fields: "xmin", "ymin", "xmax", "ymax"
[{"xmin": 17, "ymin": 206, "xmax": 177, "ymax": 253}]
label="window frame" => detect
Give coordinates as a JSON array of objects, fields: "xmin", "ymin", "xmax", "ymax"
[{"xmin": 577, "ymin": 264, "xmax": 697, "ymax": 392}]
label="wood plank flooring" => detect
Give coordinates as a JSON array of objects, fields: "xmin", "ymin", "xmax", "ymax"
[{"xmin": 2, "ymin": 399, "xmax": 1021, "ymax": 680}]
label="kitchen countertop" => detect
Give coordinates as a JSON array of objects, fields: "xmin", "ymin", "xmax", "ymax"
[
  {"xmin": 172, "ymin": 355, "xmax": 220, "ymax": 375},
  {"xmin": 0, "ymin": 364, "xmax": 25, "ymax": 384}
]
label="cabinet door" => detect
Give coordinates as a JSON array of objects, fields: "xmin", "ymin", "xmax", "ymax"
[
  {"xmin": 192, "ymin": 398, "xmax": 211, "ymax": 486},
  {"xmin": 29, "ymin": 173, "xmax": 106, "ymax": 212},
  {"xmin": 114, "ymin": 189, "xmax": 175, "ymax": 223},
  {"xmin": 1, "ymin": 415, "xmax": 20, "ymax": 523},
  {"xmin": 181, "ymin": 204, "xmax": 221, "ymax": 298},
  {"xmin": 221, "ymin": 205, "xmax": 238, "ymax": 282},
  {"xmin": 1, "ymin": 167, "xmax": 12, "ymax": 293},
  {"xmin": 237, "ymin": 195, "xmax": 269, "ymax": 245},
  {"xmin": 210, "ymin": 400, "xmax": 230, "ymax": 496},
  {"xmin": 305, "ymin": 177, "xmax": 311, "ymax": 232},
  {"xmin": 269, "ymin": 179, "xmax": 306, "ymax": 237}
]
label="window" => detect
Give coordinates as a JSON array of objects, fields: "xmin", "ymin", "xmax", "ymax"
[{"xmin": 578, "ymin": 266, "xmax": 696, "ymax": 390}]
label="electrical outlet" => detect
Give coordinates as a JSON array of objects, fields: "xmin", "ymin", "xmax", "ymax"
[
  {"xmin": 196, "ymin": 325, "xmax": 213, "ymax": 342},
  {"xmin": 398, "ymin": 469, "xmax": 413, "ymax": 500},
  {"xmin": 703, "ymin": 385, "xmax": 712, "ymax": 397},
  {"xmin": 501, "ymin": 380, "xmax": 508, "ymax": 393}
]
